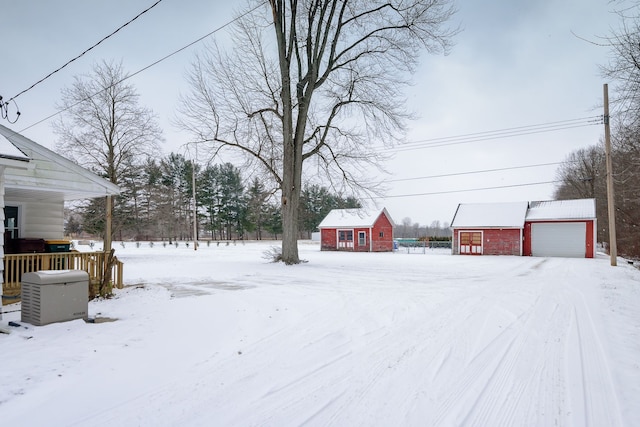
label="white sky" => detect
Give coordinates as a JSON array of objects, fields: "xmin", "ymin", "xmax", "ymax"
[{"xmin": 0, "ymin": 0, "xmax": 624, "ymax": 225}]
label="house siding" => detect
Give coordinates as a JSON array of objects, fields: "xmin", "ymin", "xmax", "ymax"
[{"xmin": 6, "ymin": 197, "xmax": 64, "ymax": 240}]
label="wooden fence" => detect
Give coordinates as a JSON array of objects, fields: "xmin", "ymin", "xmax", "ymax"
[{"xmin": 2, "ymin": 252, "xmax": 124, "ymax": 301}]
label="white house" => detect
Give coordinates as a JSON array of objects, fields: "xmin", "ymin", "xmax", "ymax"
[{"xmin": 0, "ymin": 124, "xmax": 121, "ymax": 319}]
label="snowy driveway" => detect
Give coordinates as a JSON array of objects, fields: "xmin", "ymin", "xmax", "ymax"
[{"xmin": 1, "ymin": 242, "xmax": 638, "ymax": 426}]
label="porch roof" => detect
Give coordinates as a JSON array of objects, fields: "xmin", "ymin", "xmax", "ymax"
[{"xmin": 0, "ymin": 124, "xmax": 120, "ymax": 201}]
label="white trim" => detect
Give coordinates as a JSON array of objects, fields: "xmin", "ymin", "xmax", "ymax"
[
  {"xmin": 592, "ymin": 219, "xmax": 597, "ymax": 258},
  {"xmin": 519, "ymin": 227, "xmax": 523, "ymax": 256},
  {"xmin": 369, "ymin": 227, "xmax": 373, "ymax": 252},
  {"xmin": 336, "ymin": 228, "xmax": 354, "ymax": 249},
  {"xmin": 358, "ymin": 230, "xmax": 367, "ymax": 247}
]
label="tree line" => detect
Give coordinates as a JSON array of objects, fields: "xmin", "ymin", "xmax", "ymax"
[
  {"xmin": 555, "ymin": 3, "xmax": 640, "ymax": 259},
  {"xmin": 66, "ymin": 153, "xmax": 361, "ymax": 241}
]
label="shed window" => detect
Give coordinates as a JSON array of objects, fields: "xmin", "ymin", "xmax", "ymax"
[
  {"xmin": 379, "ymin": 231, "xmax": 384, "ymax": 238},
  {"xmin": 338, "ymin": 230, "xmax": 353, "ymax": 242}
]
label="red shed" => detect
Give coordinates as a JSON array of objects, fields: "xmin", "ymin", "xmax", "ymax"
[
  {"xmin": 450, "ymin": 202, "xmax": 528, "ymax": 256},
  {"xmin": 318, "ymin": 208, "xmax": 394, "ymax": 252}
]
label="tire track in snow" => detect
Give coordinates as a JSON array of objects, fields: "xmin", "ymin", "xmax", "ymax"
[
  {"xmin": 568, "ymin": 287, "xmax": 624, "ymax": 427},
  {"xmin": 461, "ymin": 300, "xmax": 570, "ymax": 426}
]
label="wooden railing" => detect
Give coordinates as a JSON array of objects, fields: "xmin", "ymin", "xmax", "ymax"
[{"xmin": 2, "ymin": 251, "xmax": 124, "ymax": 300}]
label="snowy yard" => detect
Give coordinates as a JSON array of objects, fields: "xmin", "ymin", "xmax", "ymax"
[{"xmin": 1, "ymin": 241, "xmax": 639, "ymax": 426}]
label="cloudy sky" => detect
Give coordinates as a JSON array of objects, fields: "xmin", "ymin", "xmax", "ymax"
[{"xmin": 1, "ymin": 0, "xmax": 624, "ymax": 225}]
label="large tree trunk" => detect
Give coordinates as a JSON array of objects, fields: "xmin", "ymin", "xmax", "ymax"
[{"xmin": 280, "ymin": 127, "xmax": 303, "ymax": 264}]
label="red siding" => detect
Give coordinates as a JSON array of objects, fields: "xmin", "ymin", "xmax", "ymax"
[
  {"xmin": 371, "ymin": 212, "xmax": 394, "ymax": 252},
  {"xmin": 453, "ymin": 228, "xmax": 521, "ymax": 256},
  {"xmin": 483, "ymin": 229, "xmax": 521, "ymax": 255},
  {"xmin": 321, "ymin": 229, "xmax": 337, "ymax": 251}
]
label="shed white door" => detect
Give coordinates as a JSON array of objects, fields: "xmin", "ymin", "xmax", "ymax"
[{"xmin": 531, "ymin": 222, "xmax": 586, "ymax": 258}]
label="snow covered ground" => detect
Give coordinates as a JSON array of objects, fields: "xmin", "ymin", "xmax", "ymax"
[{"xmin": 1, "ymin": 240, "xmax": 639, "ymax": 426}]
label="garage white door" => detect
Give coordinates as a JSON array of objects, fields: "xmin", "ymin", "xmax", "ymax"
[{"xmin": 531, "ymin": 222, "xmax": 586, "ymax": 258}]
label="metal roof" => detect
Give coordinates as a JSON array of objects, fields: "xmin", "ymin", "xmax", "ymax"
[{"xmin": 526, "ymin": 199, "xmax": 596, "ymax": 220}]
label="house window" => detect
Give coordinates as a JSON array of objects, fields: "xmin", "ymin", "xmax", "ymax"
[
  {"xmin": 358, "ymin": 231, "xmax": 366, "ymax": 246},
  {"xmin": 4, "ymin": 206, "xmax": 19, "ymax": 239},
  {"xmin": 379, "ymin": 231, "xmax": 384, "ymax": 238}
]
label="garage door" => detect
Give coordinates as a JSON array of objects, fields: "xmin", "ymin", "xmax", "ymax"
[{"xmin": 531, "ymin": 222, "xmax": 586, "ymax": 258}]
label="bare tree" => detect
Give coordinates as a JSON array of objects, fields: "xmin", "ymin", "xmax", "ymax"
[
  {"xmin": 600, "ymin": 3, "xmax": 640, "ymax": 125},
  {"xmin": 54, "ymin": 60, "xmax": 163, "ymax": 186},
  {"xmin": 178, "ymin": 0, "xmax": 457, "ymax": 264},
  {"xmin": 54, "ymin": 60, "xmax": 163, "ymax": 244}
]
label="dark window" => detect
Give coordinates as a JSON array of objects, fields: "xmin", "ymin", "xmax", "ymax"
[
  {"xmin": 338, "ymin": 230, "xmax": 353, "ymax": 241},
  {"xmin": 4, "ymin": 206, "xmax": 19, "ymax": 239},
  {"xmin": 379, "ymin": 231, "xmax": 384, "ymax": 238}
]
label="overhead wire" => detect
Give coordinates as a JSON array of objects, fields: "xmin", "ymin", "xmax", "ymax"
[
  {"xmin": 18, "ymin": 1, "xmax": 266, "ymax": 133},
  {"xmin": 379, "ymin": 180, "xmax": 561, "ymax": 199},
  {"xmin": 5, "ymin": 0, "xmax": 164, "ymax": 105},
  {"xmin": 387, "ymin": 161, "xmax": 565, "ymax": 183},
  {"xmin": 3, "ymin": 1, "xmax": 595, "ymax": 203},
  {"xmin": 381, "ymin": 115, "xmax": 602, "ymax": 152}
]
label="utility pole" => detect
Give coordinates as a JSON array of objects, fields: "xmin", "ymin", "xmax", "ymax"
[
  {"xmin": 603, "ymin": 83, "xmax": 617, "ymax": 266},
  {"xmin": 192, "ymin": 158, "xmax": 198, "ymax": 251}
]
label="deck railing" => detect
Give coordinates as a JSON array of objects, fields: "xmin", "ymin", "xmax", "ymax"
[{"xmin": 2, "ymin": 252, "xmax": 124, "ymax": 300}]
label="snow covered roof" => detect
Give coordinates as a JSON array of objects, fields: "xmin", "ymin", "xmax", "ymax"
[
  {"xmin": 318, "ymin": 208, "xmax": 393, "ymax": 228},
  {"xmin": 526, "ymin": 199, "xmax": 596, "ymax": 220},
  {"xmin": 450, "ymin": 201, "xmax": 529, "ymax": 228},
  {"xmin": 0, "ymin": 132, "xmax": 30, "ymax": 161}
]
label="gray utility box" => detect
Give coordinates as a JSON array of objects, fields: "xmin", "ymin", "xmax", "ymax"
[{"xmin": 21, "ymin": 270, "xmax": 89, "ymax": 326}]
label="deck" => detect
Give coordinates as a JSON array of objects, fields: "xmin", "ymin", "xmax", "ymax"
[{"xmin": 2, "ymin": 251, "xmax": 124, "ymax": 303}]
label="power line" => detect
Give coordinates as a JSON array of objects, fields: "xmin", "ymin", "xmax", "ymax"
[
  {"xmin": 19, "ymin": 2, "xmax": 266, "ymax": 133},
  {"xmin": 6, "ymin": 0, "xmax": 164, "ymax": 104},
  {"xmin": 380, "ymin": 116, "xmax": 602, "ymax": 153},
  {"xmin": 380, "ymin": 180, "xmax": 560, "ymax": 199},
  {"xmin": 387, "ymin": 161, "xmax": 564, "ymax": 183}
]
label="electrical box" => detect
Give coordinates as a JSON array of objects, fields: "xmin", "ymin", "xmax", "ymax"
[{"xmin": 21, "ymin": 270, "xmax": 89, "ymax": 326}]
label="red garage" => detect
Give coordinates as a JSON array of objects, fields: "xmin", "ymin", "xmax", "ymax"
[
  {"xmin": 451, "ymin": 198, "xmax": 596, "ymax": 258},
  {"xmin": 523, "ymin": 199, "xmax": 596, "ymax": 258},
  {"xmin": 318, "ymin": 208, "xmax": 394, "ymax": 252}
]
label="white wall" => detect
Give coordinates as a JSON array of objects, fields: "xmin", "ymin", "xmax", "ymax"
[{"xmin": 5, "ymin": 197, "xmax": 64, "ymax": 240}]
